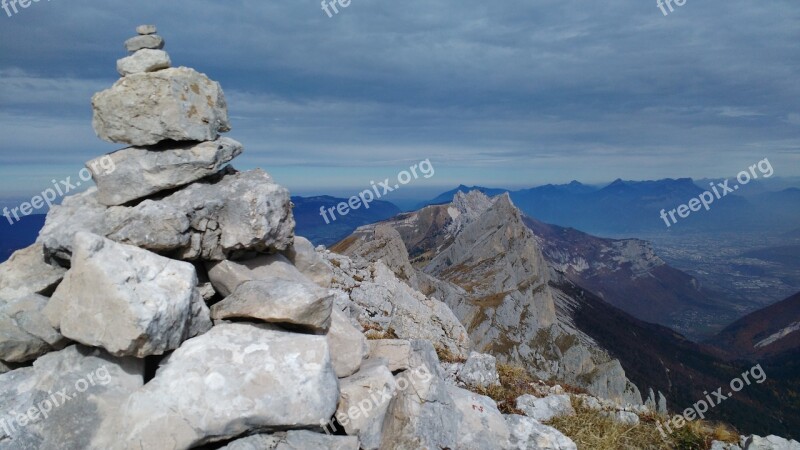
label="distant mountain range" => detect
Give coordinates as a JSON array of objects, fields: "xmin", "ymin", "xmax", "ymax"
[{"xmin": 420, "ymin": 180, "xmax": 800, "ymax": 236}]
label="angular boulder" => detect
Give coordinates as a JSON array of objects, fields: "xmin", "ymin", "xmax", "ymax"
[
  {"xmin": 117, "ymin": 49, "xmax": 171, "ymax": 76},
  {"xmin": 327, "ymin": 308, "xmax": 368, "ymax": 378},
  {"xmin": 211, "ymin": 278, "xmax": 333, "ymax": 333},
  {"xmin": 0, "ymin": 243, "xmax": 65, "ymax": 299},
  {"xmin": 505, "ymin": 414, "xmax": 577, "ymax": 450},
  {"xmin": 93, "ymin": 323, "xmax": 339, "ymax": 449},
  {"xmin": 380, "ymin": 340, "xmax": 459, "ymax": 449},
  {"xmin": 0, "ymin": 345, "xmax": 144, "ymax": 449},
  {"xmin": 285, "ymin": 236, "xmax": 333, "ymax": 288},
  {"xmin": 458, "ymin": 351, "xmax": 501, "ymax": 388},
  {"xmin": 333, "ymin": 360, "xmax": 396, "ymax": 449},
  {"xmin": 45, "ymin": 232, "xmax": 209, "ymax": 357},
  {"xmin": 449, "ymin": 385, "xmax": 510, "ymax": 450},
  {"xmin": 92, "ymin": 67, "xmax": 230, "ymax": 146},
  {"xmin": 0, "ymin": 294, "xmax": 65, "ymax": 363},
  {"xmin": 88, "ymin": 137, "xmax": 243, "ymax": 206}
]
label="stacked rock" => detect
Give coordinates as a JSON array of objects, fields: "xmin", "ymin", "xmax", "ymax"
[{"xmin": 117, "ymin": 25, "xmax": 170, "ymax": 77}]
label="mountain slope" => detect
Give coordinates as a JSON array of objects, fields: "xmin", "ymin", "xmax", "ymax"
[
  {"xmin": 709, "ymin": 291, "xmax": 800, "ymax": 359},
  {"xmin": 523, "ymin": 217, "xmax": 738, "ymax": 339}
]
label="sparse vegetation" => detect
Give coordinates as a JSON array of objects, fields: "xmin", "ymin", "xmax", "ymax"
[
  {"xmin": 364, "ymin": 326, "xmax": 398, "ymax": 340},
  {"xmin": 434, "ymin": 345, "xmax": 467, "ymax": 364},
  {"xmin": 547, "ymin": 397, "xmax": 740, "ymax": 450}
]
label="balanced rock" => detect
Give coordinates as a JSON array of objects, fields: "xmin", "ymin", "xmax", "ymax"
[
  {"xmin": 92, "ymin": 66, "xmax": 230, "ymax": 146},
  {"xmin": 136, "ymin": 24, "xmax": 157, "ymax": 35},
  {"xmin": 0, "ymin": 294, "xmax": 65, "ymax": 363},
  {"xmin": 94, "ymin": 323, "xmax": 340, "ymax": 449},
  {"xmin": 45, "ymin": 232, "xmax": 210, "ymax": 357},
  {"xmin": 87, "ymin": 137, "xmax": 243, "ymax": 206},
  {"xmin": 327, "ymin": 308, "xmax": 368, "ymax": 378},
  {"xmin": 117, "ymin": 48, "xmax": 171, "ymax": 77},
  {"xmin": 38, "ymin": 169, "xmax": 295, "ymax": 261},
  {"xmin": 0, "ymin": 345, "xmax": 144, "ymax": 449},
  {"xmin": 124, "ymin": 34, "xmax": 165, "ymax": 53},
  {"xmin": 211, "ymin": 278, "xmax": 333, "ymax": 333},
  {"xmin": 0, "ymin": 243, "xmax": 65, "ymax": 299},
  {"xmin": 334, "ymin": 360, "xmax": 397, "ymax": 450}
]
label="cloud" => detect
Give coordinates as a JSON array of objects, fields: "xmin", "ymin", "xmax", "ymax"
[{"xmin": 0, "ymin": 0, "xmax": 799, "ymax": 195}]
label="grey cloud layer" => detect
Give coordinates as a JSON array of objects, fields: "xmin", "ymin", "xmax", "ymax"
[{"xmin": 0, "ymin": 0, "xmax": 798, "ymax": 189}]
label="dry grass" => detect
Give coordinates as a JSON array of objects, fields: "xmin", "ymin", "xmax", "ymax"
[
  {"xmin": 547, "ymin": 397, "xmax": 741, "ymax": 450},
  {"xmin": 473, "ymin": 363, "xmax": 537, "ymax": 414},
  {"xmin": 364, "ymin": 326, "xmax": 398, "ymax": 341},
  {"xmin": 435, "ymin": 345, "xmax": 467, "ymax": 364},
  {"xmin": 464, "ymin": 360, "xmax": 740, "ymax": 450}
]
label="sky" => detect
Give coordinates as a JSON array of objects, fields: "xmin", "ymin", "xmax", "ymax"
[{"xmin": 0, "ymin": 0, "xmax": 798, "ymax": 201}]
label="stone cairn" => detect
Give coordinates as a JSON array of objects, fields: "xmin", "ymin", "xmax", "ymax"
[{"xmin": 0, "ymin": 25, "xmax": 599, "ymax": 450}]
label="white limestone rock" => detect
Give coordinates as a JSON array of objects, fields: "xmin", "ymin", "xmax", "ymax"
[
  {"xmin": 505, "ymin": 414, "xmax": 577, "ymax": 450},
  {"xmin": 92, "ymin": 67, "xmax": 229, "ymax": 146},
  {"xmin": 93, "ymin": 323, "xmax": 339, "ymax": 449},
  {"xmin": 88, "ymin": 137, "xmax": 242, "ymax": 206},
  {"xmin": 0, "ymin": 345, "xmax": 144, "ymax": 449},
  {"xmin": 515, "ymin": 394, "xmax": 576, "ymax": 422},
  {"xmin": 116, "ymin": 49, "xmax": 171, "ymax": 76},
  {"xmin": 45, "ymin": 232, "xmax": 209, "ymax": 357},
  {"xmin": 211, "ymin": 278, "xmax": 333, "ymax": 333},
  {"xmin": 0, "ymin": 294, "xmax": 66, "ymax": 363}
]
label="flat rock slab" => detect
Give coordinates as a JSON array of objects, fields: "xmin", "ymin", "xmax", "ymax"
[
  {"xmin": 117, "ymin": 49, "xmax": 171, "ymax": 77},
  {"xmin": 38, "ymin": 169, "xmax": 295, "ymax": 262},
  {"xmin": 88, "ymin": 137, "xmax": 243, "ymax": 206},
  {"xmin": 211, "ymin": 278, "xmax": 333, "ymax": 333},
  {"xmin": 0, "ymin": 345, "xmax": 144, "ymax": 450},
  {"xmin": 92, "ymin": 66, "xmax": 230, "ymax": 146},
  {"xmin": 124, "ymin": 34, "xmax": 165, "ymax": 52},
  {"xmin": 207, "ymin": 253, "xmax": 305, "ymax": 297},
  {"xmin": 367, "ymin": 339, "xmax": 413, "ymax": 373},
  {"xmin": 136, "ymin": 24, "xmax": 157, "ymax": 35},
  {"xmin": 45, "ymin": 232, "xmax": 209, "ymax": 357},
  {"xmin": 94, "ymin": 323, "xmax": 339, "ymax": 449},
  {"xmin": 0, "ymin": 294, "xmax": 65, "ymax": 363}
]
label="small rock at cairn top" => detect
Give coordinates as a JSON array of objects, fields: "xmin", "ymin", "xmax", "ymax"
[
  {"xmin": 125, "ymin": 34, "xmax": 165, "ymax": 53},
  {"xmin": 117, "ymin": 49, "xmax": 171, "ymax": 76},
  {"xmin": 136, "ymin": 24, "xmax": 157, "ymax": 35}
]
